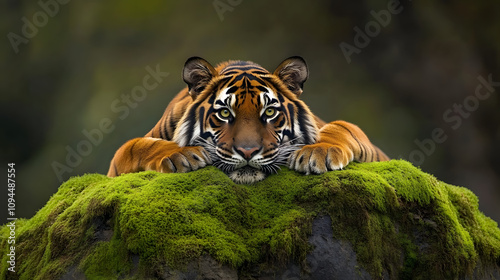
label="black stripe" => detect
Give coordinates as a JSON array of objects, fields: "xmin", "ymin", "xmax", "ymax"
[
  {"xmin": 129, "ymin": 140, "xmax": 139, "ymax": 161},
  {"xmin": 215, "ymin": 100, "xmax": 225, "ymax": 107},
  {"xmin": 222, "ymin": 65, "xmax": 267, "ymax": 72},
  {"xmin": 168, "ymin": 114, "xmax": 176, "ymax": 140},
  {"xmin": 287, "ymin": 103, "xmax": 296, "ymax": 136},
  {"xmin": 226, "ymin": 86, "xmax": 238, "ymax": 94},
  {"xmin": 295, "ymin": 102, "xmax": 313, "ymax": 144},
  {"xmin": 198, "ymin": 107, "xmax": 205, "ymax": 137},
  {"xmin": 200, "ymin": 131, "xmax": 213, "ymax": 140},
  {"xmin": 159, "ymin": 117, "xmax": 167, "ymax": 139},
  {"xmin": 207, "ymin": 92, "xmax": 216, "ymax": 104},
  {"xmin": 147, "ymin": 140, "xmax": 161, "ymax": 150},
  {"xmin": 277, "ymin": 93, "xmax": 285, "ymax": 103},
  {"xmin": 141, "ymin": 140, "xmax": 159, "ymax": 167},
  {"xmin": 276, "ymin": 116, "xmax": 285, "ymax": 127},
  {"xmin": 183, "ymin": 101, "xmax": 203, "ymax": 145},
  {"xmin": 247, "ymin": 74, "xmax": 267, "ymax": 85},
  {"xmin": 184, "ymin": 112, "xmax": 196, "ymax": 144},
  {"xmin": 217, "ymin": 77, "xmax": 233, "ymax": 90},
  {"xmin": 206, "ymin": 107, "xmax": 215, "ymax": 118},
  {"xmin": 231, "ymin": 73, "xmax": 267, "ymax": 85},
  {"xmin": 334, "ymin": 123, "xmax": 366, "ymax": 161},
  {"xmin": 163, "ymin": 116, "xmax": 170, "ymax": 140},
  {"xmin": 142, "ymin": 140, "xmax": 159, "ymax": 168},
  {"xmin": 256, "ymin": 86, "xmax": 268, "ymax": 93},
  {"xmin": 243, "ymin": 76, "xmax": 252, "ymax": 89},
  {"xmin": 264, "ymin": 150, "xmax": 279, "ymax": 158},
  {"xmin": 282, "ymin": 129, "xmax": 293, "ymax": 141},
  {"xmin": 221, "ymin": 70, "xmax": 239, "ymax": 75},
  {"xmin": 209, "ymin": 118, "xmax": 220, "ymax": 128},
  {"xmin": 224, "ymin": 95, "xmax": 232, "ymax": 107}
]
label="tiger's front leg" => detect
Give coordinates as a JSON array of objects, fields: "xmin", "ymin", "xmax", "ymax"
[
  {"xmin": 288, "ymin": 121, "xmax": 389, "ymax": 174},
  {"xmin": 107, "ymin": 137, "xmax": 212, "ymax": 177}
]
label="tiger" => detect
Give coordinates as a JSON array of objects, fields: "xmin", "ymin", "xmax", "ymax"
[{"xmin": 107, "ymin": 56, "xmax": 389, "ymax": 184}]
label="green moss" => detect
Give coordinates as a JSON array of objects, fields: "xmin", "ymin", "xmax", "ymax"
[{"xmin": 1, "ymin": 160, "xmax": 499, "ymax": 279}]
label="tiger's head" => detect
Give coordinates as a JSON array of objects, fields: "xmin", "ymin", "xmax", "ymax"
[{"xmin": 172, "ymin": 57, "xmax": 319, "ymax": 184}]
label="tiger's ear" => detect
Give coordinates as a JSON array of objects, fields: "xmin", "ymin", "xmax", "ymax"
[
  {"xmin": 273, "ymin": 56, "xmax": 309, "ymax": 96},
  {"xmin": 183, "ymin": 57, "xmax": 217, "ymax": 98}
]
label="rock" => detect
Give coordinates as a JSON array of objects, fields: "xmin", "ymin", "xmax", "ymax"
[
  {"xmin": 1, "ymin": 160, "xmax": 499, "ymax": 279},
  {"xmin": 306, "ymin": 215, "xmax": 372, "ymax": 280}
]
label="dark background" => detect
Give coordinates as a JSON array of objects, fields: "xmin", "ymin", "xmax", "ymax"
[{"xmin": 1, "ymin": 0, "xmax": 499, "ymax": 224}]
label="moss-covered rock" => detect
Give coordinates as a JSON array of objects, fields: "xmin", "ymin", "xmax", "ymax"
[{"xmin": 1, "ymin": 160, "xmax": 499, "ymax": 279}]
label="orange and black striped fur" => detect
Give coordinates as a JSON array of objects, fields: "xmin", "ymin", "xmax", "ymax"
[{"xmin": 107, "ymin": 57, "xmax": 389, "ymax": 184}]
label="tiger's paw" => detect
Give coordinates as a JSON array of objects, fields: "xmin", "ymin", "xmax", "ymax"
[
  {"xmin": 159, "ymin": 146, "xmax": 212, "ymax": 173},
  {"xmin": 288, "ymin": 143, "xmax": 353, "ymax": 175}
]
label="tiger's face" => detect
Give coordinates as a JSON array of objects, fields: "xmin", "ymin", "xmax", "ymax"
[{"xmin": 173, "ymin": 57, "xmax": 319, "ymax": 184}]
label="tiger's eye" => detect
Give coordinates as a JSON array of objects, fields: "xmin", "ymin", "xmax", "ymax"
[
  {"xmin": 219, "ymin": 109, "xmax": 231, "ymax": 119},
  {"xmin": 265, "ymin": 108, "xmax": 276, "ymax": 117}
]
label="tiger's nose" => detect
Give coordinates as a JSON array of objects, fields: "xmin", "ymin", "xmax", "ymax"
[{"xmin": 234, "ymin": 146, "xmax": 261, "ymax": 160}]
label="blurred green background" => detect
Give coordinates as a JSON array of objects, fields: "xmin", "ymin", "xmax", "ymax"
[{"xmin": 1, "ymin": 0, "xmax": 499, "ymax": 224}]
